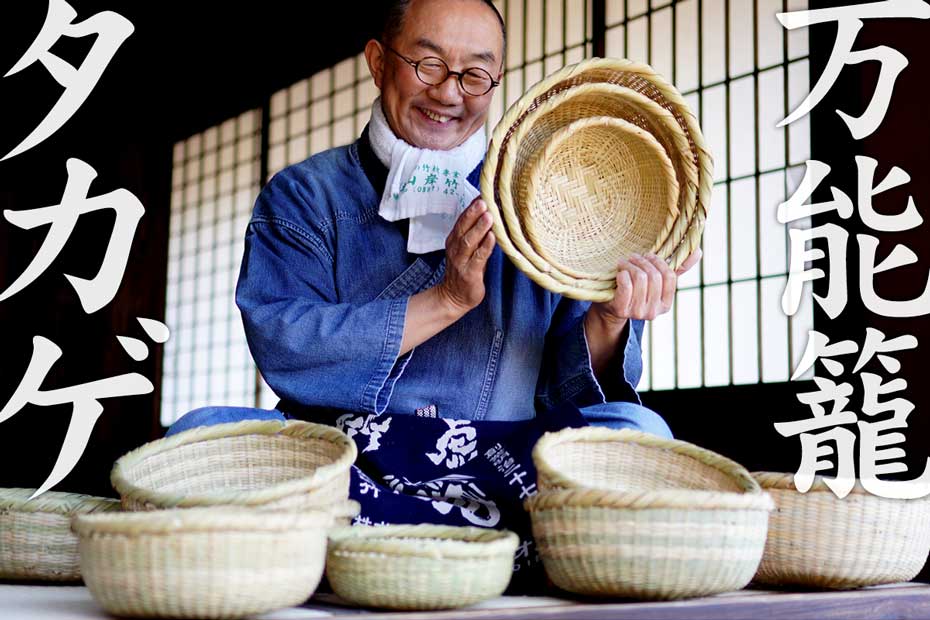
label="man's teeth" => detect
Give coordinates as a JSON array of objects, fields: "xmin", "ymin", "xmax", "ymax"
[{"xmin": 422, "ymin": 108, "xmax": 451, "ymax": 123}]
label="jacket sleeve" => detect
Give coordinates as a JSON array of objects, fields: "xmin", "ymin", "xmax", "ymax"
[
  {"xmin": 235, "ymin": 173, "xmax": 409, "ymax": 415},
  {"xmin": 535, "ymin": 295, "xmax": 645, "ymax": 412}
]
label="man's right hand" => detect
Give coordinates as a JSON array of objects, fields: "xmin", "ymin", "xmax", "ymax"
[{"xmin": 435, "ymin": 197, "xmax": 496, "ymax": 317}]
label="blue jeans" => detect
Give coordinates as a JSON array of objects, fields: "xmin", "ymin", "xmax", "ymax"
[{"xmin": 165, "ymin": 402, "xmax": 672, "ymax": 438}]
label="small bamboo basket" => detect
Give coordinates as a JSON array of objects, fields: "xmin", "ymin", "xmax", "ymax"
[
  {"xmin": 326, "ymin": 524, "xmax": 518, "ymax": 610},
  {"xmin": 73, "ymin": 508, "xmax": 330, "ymax": 619},
  {"xmin": 111, "ymin": 419, "xmax": 357, "ymax": 511},
  {"xmin": 526, "ymin": 428, "xmax": 773, "ymax": 599},
  {"xmin": 0, "ymin": 488, "xmax": 120, "ymax": 581},
  {"xmin": 753, "ymin": 471, "xmax": 930, "ymax": 588}
]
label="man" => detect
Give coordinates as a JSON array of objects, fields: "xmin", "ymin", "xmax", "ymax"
[{"xmin": 168, "ymin": 0, "xmax": 698, "ymax": 437}]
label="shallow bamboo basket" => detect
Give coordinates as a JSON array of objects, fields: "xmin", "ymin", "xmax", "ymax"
[
  {"xmin": 74, "ymin": 508, "xmax": 329, "ymax": 619},
  {"xmin": 0, "ymin": 488, "xmax": 120, "ymax": 581},
  {"xmin": 519, "ymin": 115, "xmax": 680, "ymax": 280},
  {"xmin": 753, "ymin": 471, "xmax": 930, "ymax": 588},
  {"xmin": 111, "ymin": 419, "xmax": 356, "ymax": 511},
  {"xmin": 526, "ymin": 427, "xmax": 773, "ymax": 599},
  {"xmin": 326, "ymin": 524, "xmax": 518, "ymax": 610},
  {"xmin": 482, "ymin": 57, "xmax": 713, "ymax": 301}
]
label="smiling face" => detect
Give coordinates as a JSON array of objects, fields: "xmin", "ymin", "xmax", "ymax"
[{"xmin": 365, "ymin": 0, "xmax": 504, "ymax": 151}]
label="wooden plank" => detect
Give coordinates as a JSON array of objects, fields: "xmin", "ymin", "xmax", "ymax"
[{"xmin": 326, "ymin": 585, "xmax": 930, "ymax": 620}]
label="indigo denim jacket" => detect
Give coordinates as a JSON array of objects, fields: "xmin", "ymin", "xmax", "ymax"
[{"xmin": 235, "ymin": 129, "xmax": 645, "ymax": 422}]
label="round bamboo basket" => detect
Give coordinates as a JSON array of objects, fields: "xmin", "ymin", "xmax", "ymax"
[
  {"xmin": 525, "ymin": 487, "xmax": 772, "ymax": 599},
  {"xmin": 73, "ymin": 508, "xmax": 329, "ymax": 619},
  {"xmin": 519, "ymin": 116, "xmax": 680, "ymax": 280},
  {"xmin": 753, "ymin": 471, "xmax": 930, "ymax": 588},
  {"xmin": 0, "ymin": 488, "xmax": 120, "ymax": 581},
  {"xmin": 326, "ymin": 524, "xmax": 518, "ymax": 610},
  {"xmin": 111, "ymin": 419, "xmax": 357, "ymax": 511},
  {"xmin": 533, "ymin": 426, "xmax": 760, "ymax": 497},
  {"xmin": 481, "ymin": 57, "xmax": 713, "ymax": 301}
]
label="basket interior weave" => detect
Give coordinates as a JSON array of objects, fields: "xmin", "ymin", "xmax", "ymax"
[
  {"xmin": 124, "ymin": 434, "xmax": 345, "ymax": 495},
  {"xmin": 546, "ymin": 441, "xmax": 745, "ymax": 493},
  {"xmin": 519, "ymin": 117, "xmax": 678, "ymax": 276}
]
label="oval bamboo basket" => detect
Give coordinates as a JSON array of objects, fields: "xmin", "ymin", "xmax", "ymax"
[
  {"xmin": 752, "ymin": 471, "xmax": 930, "ymax": 588},
  {"xmin": 73, "ymin": 508, "xmax": 330, "ymax": 619},
  {"xmin": 481, "ymin": 57, "xmax": 713, "ymax": 301},
  {"xmin": 326, "ymin": 524, "xmax": 518, "ymax": 610},
  {"xmin": 111, "ymin": 419, "xmax": 357, "ymax": 511},
  {"xmin": 0, "ymin": 488, "xmax": 120, "ymax": 581}
]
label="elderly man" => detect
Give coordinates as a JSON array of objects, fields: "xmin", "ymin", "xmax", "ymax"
[{"xmin": 169, "ymin": 0, "xmax": 698, "ymax": 443}]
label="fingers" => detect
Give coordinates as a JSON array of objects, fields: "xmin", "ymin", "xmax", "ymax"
[
  {"xmin": 615, "ymin": 253, "xmax": 677, "ymax": 320},
  {"xmin": 676, "ymin": 246, "xmax": 703, "ymax": 276},
  {"xmin": 449, "ymin": 198, "xmax": 487, "ymax": 243},
  {"xmin": 460, "ymin": 210, "xmax": 493, "ymax": 255},
  {"xmin": 468, "ymin": 230, "xmax": 496, "ymax": 266}
]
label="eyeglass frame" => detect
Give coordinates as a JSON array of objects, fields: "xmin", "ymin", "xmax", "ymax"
[{"xmin": 380, "ymin": 41, "xmax": 501, "ymax": 96}]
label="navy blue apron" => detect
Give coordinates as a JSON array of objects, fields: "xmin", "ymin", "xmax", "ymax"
[{"xmin": 290, "ymin": 401, "xmax": 589, "ymax": 594}]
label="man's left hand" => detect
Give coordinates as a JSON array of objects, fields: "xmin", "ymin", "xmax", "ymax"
[{"xmin": 590, "ymin": 248, "xmax": 703, "ymax": 325}]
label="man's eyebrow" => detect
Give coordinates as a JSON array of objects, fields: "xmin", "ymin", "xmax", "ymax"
[{"xmin": 414, "ymin": 37, "xmax": 498, "ymax": 65}]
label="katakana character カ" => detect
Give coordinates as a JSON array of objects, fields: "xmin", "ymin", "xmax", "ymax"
[{"xmin": 0, "ymin": 158, "xmax": 144, "ymax": 313}]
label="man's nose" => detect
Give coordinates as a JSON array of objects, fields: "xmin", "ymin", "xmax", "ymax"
[{"xmin": 429, "ymin": 74, "xmax": 465, "ymax": 105}]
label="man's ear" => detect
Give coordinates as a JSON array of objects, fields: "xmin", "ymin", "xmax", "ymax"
[{"xmin": 364, "ymin": 39, "xmax": 385, "ymax": 90}]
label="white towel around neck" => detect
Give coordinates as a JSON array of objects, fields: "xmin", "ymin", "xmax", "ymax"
[{"xmin": 368, "ymin": 97, "xmax": 486, "ymax": 254}]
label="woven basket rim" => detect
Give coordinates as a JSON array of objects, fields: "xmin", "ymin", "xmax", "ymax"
[
  {"xmin": 110, "ymin": 419, "xmax": 357, "ymax": 508},
  {"xmin": 327, "ymin": 524, "xmax": 519, "ymax": 559},
  {"xmin": 505, "ymin": 82, "xmax": 688, "ymax": 282},
  {"xmin": 332, "ymin": 499, "xmax": 361, "ymax": 519},
  {"xmin": 523, "ymin": 486, "xmax": 774, "ymax": 512},
  {"xmin": 0, "ymin": 487, "xmax": 121, "ymax": 515},
  {"xmin": 752, "ymin": 470, "xmax": 930, "ymax": 500},
  {"xmin": 480, "ymin": 57, "xmax": 713, "ymax": 301},
  {"xmin": 72, "ymin": 506, "xmax": 332, "ymax": 537},
  {"xmin": 534, "ymin": 427, "xmax": 762, "ymax": 496}
]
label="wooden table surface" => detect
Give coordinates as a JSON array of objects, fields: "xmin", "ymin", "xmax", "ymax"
[{"xmin": 3, "ymin": 582, "xmax": 930, "ymax": 620}]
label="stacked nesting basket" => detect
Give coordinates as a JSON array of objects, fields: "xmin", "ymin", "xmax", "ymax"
[
  {"xmin": 481, "ymin": 57, "xmax": 713, "ymax": 301},
  {"xmin": 525, "ymin": 427, "xmax": 774, "ymax": 599}
]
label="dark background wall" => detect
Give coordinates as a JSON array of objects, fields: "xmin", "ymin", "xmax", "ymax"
[{"xmin": 0, "ymin": 0, "xmax": 927, "ymax": 575}]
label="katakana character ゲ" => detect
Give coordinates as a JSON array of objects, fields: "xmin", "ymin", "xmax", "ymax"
[
  {"xmin": 0, "ymin": 317, "xmax": 167, "ymax": 498},
  {"xmin": 777, "ymin": 0, "xmax": 930, "ymax": 139},
  {"xmin": 3, "ymin": 0, "xmax": 134, "ymax": 160}
]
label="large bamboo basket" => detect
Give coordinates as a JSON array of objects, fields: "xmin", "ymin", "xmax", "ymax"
[
  {"xmin": 0, "ymin": 488, "xmax": 120, "ymax": 581},
  {"xmin": 525, "ymin": 487, "xmax": 772, "ymax": 599},
  {"xmin": 481, "ymin": 58, "xmax": 713, "ymax": 301},
  {"xmin": 526, "ymin": 427, "xmax": 772, "ymax": 599},
  {"xmin": 326, "ymin": 524, "xmax": 518, "ymax": 610},
  {"xmin": 73, "ymin": 508, "xmax": 329, "ymax": 619},
  {"xmin": 111, "ymin": 420, "xmax": 356, "ymax": 511},
  {"xmin": 753, "ymin": 471, "xmax": 930, "ymax": 588}
]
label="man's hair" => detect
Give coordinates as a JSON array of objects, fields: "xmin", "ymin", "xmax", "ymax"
[{"xmin": 380, "ymin": 0, "xmax": 506, "ymax": 56}]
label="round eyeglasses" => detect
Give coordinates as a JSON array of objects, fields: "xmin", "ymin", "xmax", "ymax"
[{"xmin": 382, "ymin": 43, "xmax": 500, "ymax": 97}]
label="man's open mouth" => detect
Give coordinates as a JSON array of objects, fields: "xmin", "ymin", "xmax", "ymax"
[{"xmin": 418, "ymin": 107, "xmax": 454, "ymax": 124}]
